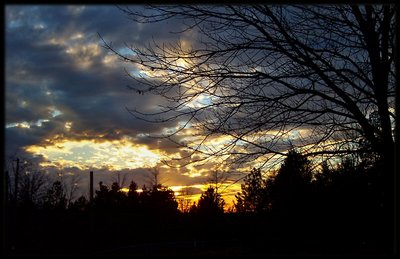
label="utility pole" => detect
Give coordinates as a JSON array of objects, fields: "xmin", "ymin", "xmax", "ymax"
[{"xmin": 89, "ymin": 171, "xmax": 93, "ymax": 203}]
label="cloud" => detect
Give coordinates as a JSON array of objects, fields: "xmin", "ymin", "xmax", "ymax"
[
  {"xmin": 5, "ymin": 5, "xmax": 244, "ymax": 207},
  {"xmin": 6, "ymin": 5, "xmax": 185, "ymax": 143}
]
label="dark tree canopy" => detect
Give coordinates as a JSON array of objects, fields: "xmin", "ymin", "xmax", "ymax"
[
  {"xmin": 92, "ymin": 180, "xmax": 178, "ymax": 214},
  {"xmin": 235, "ymin": 168, "xmax": 272, "ymax": 213},
  {"xmin": 140, "ymin": 184, "xmax": 179, "ymax": 214},
  {"xmin": 44, "ymin": 181, "xmax": 67, "ymax": 211},
  {"xmin": 192, "ymin": 186, "xmax": 225, "ymax": 215},
  {"xmin": 270, "ymin": 150, "xmax": 312, "ymax": 213},
  {"xmin": 235, "ymin": 151, "xmax": 312, "ymax": 214},
  {"xmin": 105, "ymin": 5, "xmax": 395, "ymax": 172}
]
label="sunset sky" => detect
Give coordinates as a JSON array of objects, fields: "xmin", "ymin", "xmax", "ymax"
[{"xmin": 5, "ymin": 5, "xmax": 249, "ymax": 205}]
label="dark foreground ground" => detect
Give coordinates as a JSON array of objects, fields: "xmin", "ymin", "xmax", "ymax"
[{"xmin": 4, "ymin": 209, "xmax": 395, "ymax": 256}]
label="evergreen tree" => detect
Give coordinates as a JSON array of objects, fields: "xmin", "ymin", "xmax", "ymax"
[
  {"xmin": 235, "ymin": 168, "xmax": 272, "ymax": 213},
  {"xmin": 138, "ymin": 184, "xmax": 178, "ymax": 214},
  {"xmin": 270, "ymin": 150, "xmax": 312, "ymax": 214},
  {"xmin": 93, "ymin": 181, "xmax": 110, "ymax": 210},
  {"xmin": 126, "ymin": 181, "xmax": 140, "ymax": 210},
  {"xmin": 194, "ymin": 187, "xmax": 225, "ymax": 215}
]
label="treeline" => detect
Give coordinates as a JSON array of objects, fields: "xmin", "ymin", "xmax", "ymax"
[
  {"xmin": 4, "ymin": 166, "xmax": 224, "ymax": 216},
  {"xmin": 4, "ymin": 151, "xmax": 394, "ymax": 255},
  {"xmin": 5, "ymin": 150, "xmax": 393, "ymax": 219},
  {"xmin": 232, "ymin": 150, "xmax": 394, "ymax": 254},
  {"xmin": 235, "ymin": 150, "xmax": 391, "ymax": 216}
]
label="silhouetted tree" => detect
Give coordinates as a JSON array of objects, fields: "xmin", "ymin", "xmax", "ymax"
[
  {"xmin": 105, "ymin": 5, "xmax": 395, "ymax": 173},
  {"xmin": 177, "ymin": 187, "xmax": 194, "ymax": 213},
  {"xmin": 93, "ymin": 181, "xmax": 111, "ymax": 210},
  {"xmin": 140, "ymin": 184, "xmax": 178, "ymax": 214},
  {"xmin": 235, "ymin": 168, "xmax": 273, "ymax": 213},
  {"xmin": 44, "ymin": 180, "xmax": 67, "ymax": 211},
  {"xmin": 68, "ymin": 195, "xmax": 89, "ymax": 212},
  {"xmin": 56, "ymin": 173, "xmax": 82, "ymax": 208},
  {"xmin": 5, "ymin": 156, "xmax": 49, "ymax": 209},
  {"xmin": 207, "ymin": 171, "xmax": 228, "ymax": 195},
  {"xmin": 270, "ymin": 150, "xmax": 312, "ymax": 214},
  {"xmin": 109, "ymin": 181, "xmax": 127, "ymax": 208},
  {"xmin": 193, "ymin": 187, "xmax": 225, "ymax": 216},
  {"xmin": 126, "ymin": 180, "xmax": 140, "ymax": 210},
  {"xmin": 314, "ymin": 161, "xmax": 333, "ymax": 187},
  {"xmin": 93, "ymin": 181, "xmax": 128, "ymax": 211},
  {"xmin": 111, "ymin": 172, "xmax": 129, "ymax": 189},
  {"xmin": 307, "ymin": 154, "xmax": 393, "ymax": 251},
  {"xmin": 146, "ymin": 167, "xmax": 164, "ymax": 188},
  {"xmin": 96, "ymin": 181, "xmax": 109, "ymax": 197}
]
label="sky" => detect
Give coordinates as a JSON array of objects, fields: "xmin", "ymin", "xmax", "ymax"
[{"xmin": 5, "ymin": 5, "xmax": 243, "ymax": 206}]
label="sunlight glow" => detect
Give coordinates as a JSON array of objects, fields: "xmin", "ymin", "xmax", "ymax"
[
  {"xmin": 24, "ymin": 138, "xmax": 164, "ymax": 171},
  {"xmin": 172, "ymin": 183, "xmax": 241, "ymax": 209}
]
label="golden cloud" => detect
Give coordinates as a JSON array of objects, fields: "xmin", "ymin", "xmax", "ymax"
[{"xmin": 25, "ymin": 137, "xmax": 165, "ymax": 171}]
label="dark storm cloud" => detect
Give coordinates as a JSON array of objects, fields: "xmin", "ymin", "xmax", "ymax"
[
  {"xmin": 6, "ymin": 83, "xmax": 53, "ymax": 123},
  {"xmin": 5, "ymin": 118, "xmax": 66, "ymax": 154},
  {"xmin": 5, "ymin": 127, "xmax": 40, "ymax": 155},
  {"xmin": 5, "ymin": 5, "xmax": 190, "ymax": 152}
]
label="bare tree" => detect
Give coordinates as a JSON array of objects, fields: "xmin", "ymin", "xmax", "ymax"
[
  {"xmin": 111, "ymin": 172, "xmax": 129, "ymax": 189},
  {"xmin": 177, "ymin": 187, "xmax": 193, "ymax": 213},
  {"xmin": 206, "ymin": 170, "xmax": 228, "ymax": 195},
  {"xmin": 58, "ymin": 173, "xmax": 83, "ymax": 207},
  {"xmin": 104, "ymin": 5, "xmax": 395, "ymax": 170},
  {"xmin": 145, "ymin": 166, "xmax": 172, "ymax": 189},
  {"xmin": 5, "ymin": 156, "xmax": 50, "ymax": 207}
]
